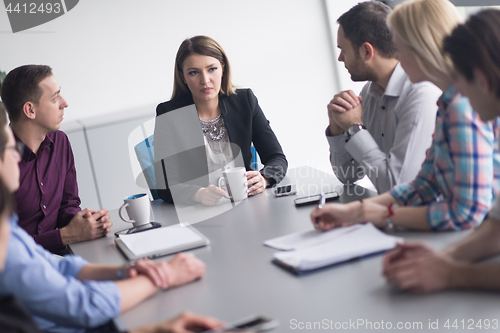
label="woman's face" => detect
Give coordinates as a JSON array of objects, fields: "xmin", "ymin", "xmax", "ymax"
[
  {"xmin": 394, "ymin": 35, "xmax": 427, "ymax": 84},
  {"xmin": 181, "ymin": 54, "xmax": 223, "ymax": 104},
  {"xmin": 456, "ymin": 71, "xmax": 499, "ymax": 122}
]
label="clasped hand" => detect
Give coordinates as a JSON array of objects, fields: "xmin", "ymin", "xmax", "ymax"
[
  {"xmin": 126, "ymin": 253, "xmax": 206, "ymax": 290},
  {"xmin": 61, "ymin": 208, "xmax": 112, "ymax": 245},
  {"xmin": 327, "ymin": 90, "xmax": 363, "ymax": 135}
]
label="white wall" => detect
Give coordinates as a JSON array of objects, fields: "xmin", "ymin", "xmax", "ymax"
[{"xmin": 0, "ymin": 0, "xmax": 368, "ymax": 207}]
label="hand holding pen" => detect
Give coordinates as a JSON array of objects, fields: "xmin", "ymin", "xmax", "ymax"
[{"xmin": 314, "ymin": 193, "xmax": 326, "ymax": 229}]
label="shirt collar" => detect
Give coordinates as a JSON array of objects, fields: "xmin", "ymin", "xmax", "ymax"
[
  {"xmin": 383, "ymin": 63, "xmax": 407, "ymax": 97},
  {"xmin": 13, "ymin": 131, "xmax": 54, "ymax": 162},
  {"xmin": 437, "ymin": 85, "xmax": 459, "ymax": 114},
  {"xmin": 9, "ymin": 214, "xmax": 18, "ymax": 227}
]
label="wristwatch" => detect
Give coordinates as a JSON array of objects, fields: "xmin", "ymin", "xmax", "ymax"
[{"xmin": 346, "ymin": 123, "xmax": 366, "ymax": 141}]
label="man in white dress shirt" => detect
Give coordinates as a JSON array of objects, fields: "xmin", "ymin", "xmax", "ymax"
[{"xmin": 327, "ymin": 1, "xmax": 441, "ymax": 193}]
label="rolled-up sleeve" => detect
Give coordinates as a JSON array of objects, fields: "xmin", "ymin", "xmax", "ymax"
[
  {"xmin": 390, "ymin": 143, "xmax": 440, "ymax": 206},
  {"xmin": 345, "ymin": 84, "xmax": 438, "ymax": 194},
  {"xmin": 391, "ymin": 100, "xmax": 497, "ymax": 230},
  {"xmin": 0, "ymin": 220, "xmax": 121, "ymax": 331},
  {"xmin": 327, "ymin": 128, "xmax": 365, "ymax": 184},
  {"xmin": 425, "ymin": 108, "xmax": 496, "ymax": 230}
]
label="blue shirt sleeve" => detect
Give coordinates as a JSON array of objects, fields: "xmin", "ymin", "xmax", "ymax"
[{"xmin": 0, "ymin": 217, "xmax": 121, "ymax": 331}]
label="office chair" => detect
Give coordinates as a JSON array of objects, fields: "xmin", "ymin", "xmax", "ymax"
[
  {"xmin": 134, "ymin": 134, "xmax": 159, "ymax": 200},
  {"xmin": 128, "ymin": 118, "xmax": 160, "ymax": 200}
]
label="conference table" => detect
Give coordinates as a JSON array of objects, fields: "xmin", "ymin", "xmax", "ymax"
[{"xmin": 70, "ymin": 166, "xmax": 500, "ymax": 333}]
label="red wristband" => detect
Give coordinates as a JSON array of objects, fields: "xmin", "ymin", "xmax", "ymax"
[{"xmin": 387, "ymin": 203, "xmax": 395, "ymax": 218}]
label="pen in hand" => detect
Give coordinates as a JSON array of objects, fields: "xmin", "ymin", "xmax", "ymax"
[{"xmin": 315, "ymin": 193, "xmax": 326, "ymax": 228}]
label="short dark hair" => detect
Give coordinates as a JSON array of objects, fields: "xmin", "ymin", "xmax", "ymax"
[
  {"xmin": 443, "ymin": 9, "xmax": 500, "ymax": 99},
  {"xmin": 0, "ymin": 103, "xmax": 8, "ymax": 159},
  {"xmin": 338, "ymin": 1, "xmax": 396, "ymax": 59},
  {"xmin": 0, "ymin": 65, "xmax": 53, "ymax": 122}
]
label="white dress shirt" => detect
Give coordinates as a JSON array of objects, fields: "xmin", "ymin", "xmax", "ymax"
[{"xmin": 327, "ymin": 63, "xmax": 442, "ymax": 193}]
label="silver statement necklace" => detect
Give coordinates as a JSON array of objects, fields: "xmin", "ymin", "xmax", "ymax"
[{"xmin": 199, "ymin": 114, "xmax": 229, "ymax": 154}]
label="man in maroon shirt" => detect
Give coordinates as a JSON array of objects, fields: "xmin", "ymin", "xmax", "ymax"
[{"xmin": 0, "ymin": 65, "xmax": 112, "ymax": 253}]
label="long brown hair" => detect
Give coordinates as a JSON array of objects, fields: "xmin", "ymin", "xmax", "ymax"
[{"xmin": 171, "ymin": 36, "xmax": 236, "ymax": 100}]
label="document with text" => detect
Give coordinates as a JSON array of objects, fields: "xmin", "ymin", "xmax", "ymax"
[{"xmin": 267, "ymin": 223, "xmax": 402, "ymax": 273}]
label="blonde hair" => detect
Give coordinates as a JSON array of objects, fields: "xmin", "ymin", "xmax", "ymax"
[
  {"xmin": 387, "ymin": 0, "xmax": 462, "ymax": 81},
  {"xmin": 171, "ymin": 36, "xmax": 236, "ymax": 100}
]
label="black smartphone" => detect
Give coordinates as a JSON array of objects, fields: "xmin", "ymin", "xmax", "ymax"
[
  {"xmin": 294, "ymin": 191, "xmax": 339, "ymax": 207},
  {"xmin": 274, "ymin": 184, "xmax": 297, "ymax": 197},
  {"xmin": 199, "ymin": 315, "xmax": 279, "ymax": 332}
]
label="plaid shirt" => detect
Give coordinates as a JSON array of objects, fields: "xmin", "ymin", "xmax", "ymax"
[{"xmin": 391, "ymin": 85, "xmax": 500, "ymax": 230}]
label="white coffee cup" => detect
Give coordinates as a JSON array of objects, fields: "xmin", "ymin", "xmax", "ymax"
[
  {"xmin": 217, "ymin": 167, "xmax": 248, "ymax": 202},
  {"xmin": 119, "ymin": 193, "xmax": 152, "ymax": 227}
]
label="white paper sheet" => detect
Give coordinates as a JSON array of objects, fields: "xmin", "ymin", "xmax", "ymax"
[
  {"xmin": 264, "ymin": 224, "xmax": 363, "ymax": 251},
  {"xmin": 273, "ymin": 223, "xmax": 403, "ymax": 271},
  {"xmin": 118, "ymin": 224, "xmax": 203, "ymax": 257}
]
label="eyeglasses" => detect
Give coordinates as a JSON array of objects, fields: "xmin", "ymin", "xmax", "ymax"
[{"xmin": 0, "ymin": 142, "xmax": 25, "ymax": 157}]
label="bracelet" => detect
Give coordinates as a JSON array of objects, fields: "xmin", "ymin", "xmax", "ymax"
[
  {"xmin": 116, "ymin": 264, "xmax": 128, "ymax": 280},
  {"xmin": 116, "ymin": 262, "xmax": 135, "ymax": 280},
  {"xmin": 382, "ymin": 203, "xmax": 398, "ymax": 229}
]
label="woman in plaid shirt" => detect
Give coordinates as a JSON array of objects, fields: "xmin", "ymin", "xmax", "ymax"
[
  {"xmin": 311, "ymin": 0, "xmax": 500, "ymax": 232},
  {"xmin": 383, "ymin": 8, "xmax": 500, "ymax": 293}
]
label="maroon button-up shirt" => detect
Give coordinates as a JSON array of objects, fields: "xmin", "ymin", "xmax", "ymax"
[{"xmin": 14, "ymin": 130, "xmax": 81, "ymax": 251}]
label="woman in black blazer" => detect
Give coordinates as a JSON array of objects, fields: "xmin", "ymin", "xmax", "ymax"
[{"xmin": 154, "ymin": 35, "xmax": 287, "ymax": 205}]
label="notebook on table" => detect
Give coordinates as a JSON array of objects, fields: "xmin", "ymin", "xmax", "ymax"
[
  {"xmin": 115, "ymin": 224, "xmax": 210, "ymax": 261},
  {"xmin": 266, "ymin": 223, "xmax": 402, "ymax": 274}
]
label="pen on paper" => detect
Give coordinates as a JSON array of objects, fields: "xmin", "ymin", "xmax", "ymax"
[{"xmin": 315, "ymin": 193, "xmax": 325, "ymax": 227}]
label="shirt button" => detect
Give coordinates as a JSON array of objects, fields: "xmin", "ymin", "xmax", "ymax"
[
  {"xmin": 38, "ymin": 226, "xmax": 42, "ymax": 231},
  {"xmin": 382, "ymin": 133, "xmax": 384, "ymax": 137},
  {"xmin": 42, "ymin": 205, "xmax": 46, "ymax": 209},
  {"xmin": 381, "ymin": 106, "xmax": 386, "ymax": 110},
  {"xmin": 40, "ymin": 182, "xmax": 43, "ymax": 186}
]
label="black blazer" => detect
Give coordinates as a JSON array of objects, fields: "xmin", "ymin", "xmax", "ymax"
[{"xmin": 153, "ymin": 88, "xmax": 288, "ymax": 204}]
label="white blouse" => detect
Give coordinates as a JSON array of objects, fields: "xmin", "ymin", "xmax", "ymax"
[{"xmin": 199, "ymin": 114, "xmax": 235, "ymax": 186}]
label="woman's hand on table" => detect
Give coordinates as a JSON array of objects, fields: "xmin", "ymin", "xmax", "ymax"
[
  {"xmin": 310, "ymin": 200, "xmax": 391, "ymax": 231},
  {"xmin": 246, "ymin": 171, "xmax": 268, "ymax": 196},
  {"xmin": 310, "ymin": 202, "xmax": 359, "ymax": 231},
  {"xmin": 194, "ymin": 185, "xmax": 227, "ymax": 206}
]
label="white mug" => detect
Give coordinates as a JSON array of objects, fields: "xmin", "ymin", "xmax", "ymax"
[
  {"xmin": 119, "ymin": 193, "xmax": 152, "ymax": 227},
  {"xmin": 217, "ymin": 167, "xmax": 248, "ymax": 202}
]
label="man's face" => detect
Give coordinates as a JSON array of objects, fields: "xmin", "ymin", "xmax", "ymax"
[
  {"xmin": 337, "ymin": 26, "xmax": 376, "ymax": 82},
  {"xmin": 32, "ymin": 75, "xmax": 68, "ymax": 133},
  {"xmin": 0, "ymin": 125, "xmax": 21, "ymax": 193}
]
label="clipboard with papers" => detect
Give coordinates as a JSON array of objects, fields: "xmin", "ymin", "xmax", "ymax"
[
  {"xmin": 115, "ymin": 224, "xmax": 210, "ymax": 261},
  {"xmin": 264, "ymin": 223, "xmax": 402, "ymax": 275}
]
